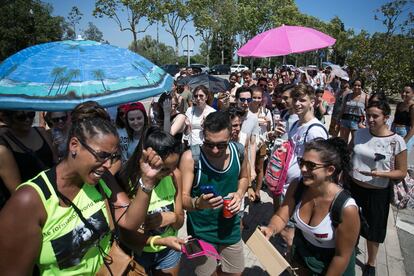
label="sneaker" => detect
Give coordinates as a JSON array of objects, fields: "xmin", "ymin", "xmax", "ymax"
[{"xmin": 362, "ymin": 264, "xmax": 376, "ymax": 276}]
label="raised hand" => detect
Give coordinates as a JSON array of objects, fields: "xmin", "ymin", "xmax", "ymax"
[{"xmin": 140, "ymin": 147, "xmax": 164, "ymax": 187}]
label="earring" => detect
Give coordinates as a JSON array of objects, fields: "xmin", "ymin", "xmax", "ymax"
[{"xmin": 71, "ymin": 151, "xmax": 77, "ymax": 159}]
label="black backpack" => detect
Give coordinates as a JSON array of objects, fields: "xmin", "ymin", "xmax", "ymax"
[{"xmin": 190, "ymin": 141, "xmax": 244, "ymax": 187}]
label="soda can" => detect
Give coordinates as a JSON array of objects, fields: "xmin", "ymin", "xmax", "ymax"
[{"xmin": 222, "ymin": 196, "xmax": 234, "ymax": 218}]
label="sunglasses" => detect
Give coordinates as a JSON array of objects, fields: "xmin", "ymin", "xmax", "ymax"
[
  {"xmin": 14, "ymin": 111, "xmax": 36, "ymax": 121},
  {"xmin": 238, "ymin": 97, "xmax": 252, "ymax": 103},
  {"xmin": 298, "ymin": 158, "xmax": 327, "ymax": 171},
  {"xmin": 204, "ymin": 140, "xmax": 229, "ymax": 150},
  {"xmin": 78, "ymin": 138, "xmax": 121, "ymax": 164},
  {"xmin": 51, "ymin": 115, "xmax": 67, "ymax": 123}
]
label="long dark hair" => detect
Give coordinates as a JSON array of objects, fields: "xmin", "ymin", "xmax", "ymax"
[
  {"xmin": 304, "ymin": 137, "xmax": 351, "ymax": 184},
  {"xmin": 118, "ymin": 126, "xmax": 182, "ymax": 197}
]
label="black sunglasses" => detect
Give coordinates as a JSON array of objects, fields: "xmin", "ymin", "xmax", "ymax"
[
  {"xmin": 51, "ymin": 115, "xmax": 68, "ymax": 123},
  {"xmin": 238, "ymin": 97, "xmax": 252, "ymax": 103},
  {"xmin": 14, "ymin": 111, "xmax": 36, "ymax": 121},
  {"xmin": 78, "ymin": 138, "xmax": 121, "ymax": 164},
  {"xmin": 298, "ymin": 158, "xmax": 327, "ymax": 171},
  {"xmin": 204, "ymin": 140, "xmax": 229, "ymax": 150}
]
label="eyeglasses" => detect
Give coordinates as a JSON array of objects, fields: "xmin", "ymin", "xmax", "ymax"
[
  {"xmin": 238, "ymin": 97, "xmax": 252, "ymax": 103},
  {"xmin": 204, "ymin": 140, "xmax": 229, "ymax": 150},
  {"xmin": 298, "ymin": 158, "xmax": 327, "ymax": 171},
  {"xmin": 14, "ymin": 111, "xmax": 36, "ymax": 122},
  {"xmin": 194, "ymin": 94, "xmax": 205, "ymax": 99},
  {"xmin": 51, "ymin": 115, "xmax": 68, "ymax": 123},
  {"xmin": 78, "ymin": 138, "xmax": 121, "ymax": 164}
]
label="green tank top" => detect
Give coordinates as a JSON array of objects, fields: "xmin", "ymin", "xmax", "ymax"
[
  {"xmin": 143, "ymin": 175, "xmax": 177, "ymax": 253},
  {"xmin": 187, "ymin": 142, "xmax": 241, "ymax": 245},
  {"xmin": 18, "ymin": 168, "xmax": 112, "ymax": 275}
]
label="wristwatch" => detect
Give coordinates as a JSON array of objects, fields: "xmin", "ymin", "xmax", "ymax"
[{"xmin": 139, "ymin": 178, "xmax": 154, "ymax": 194}]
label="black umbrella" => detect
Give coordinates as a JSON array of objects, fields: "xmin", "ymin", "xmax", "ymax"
[{"xmin": 177, "ymin": 72, "xmax": 231, "ymax": 93}]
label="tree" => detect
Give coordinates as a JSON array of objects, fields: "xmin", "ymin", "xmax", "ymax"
[
  {"xmin": 128, "ymin": 35, "xmax": 177, "ymax": 65},
  {"xmin": 93, "ymin": 0, "xmax": 158, "ymax": 52},
  {"xmin": 189, "ymin": 0, "xmax": 240, "ymax": 66},
  {"xmin": 67, "ymin": 6, "xmax": 83, "ymax": 37},
  {"xmin": 0, "ymin": 0, "xmax": 63, "ymax": 61},
  {"xmin": 83, "ymin": 22, "xmax": 104, "ymax": 42},
  {"xmin": 155, "ymin": 0, "xmax": 190, "ymax": 60},
  {"xmin": 346, "ymin": 1, "xmax": 414, "ymax": 95}
]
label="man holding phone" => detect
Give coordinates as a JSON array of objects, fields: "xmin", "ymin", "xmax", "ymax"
[{"xmin": 180, "ymin": 111, "xmax": 249, "ymax": 276}]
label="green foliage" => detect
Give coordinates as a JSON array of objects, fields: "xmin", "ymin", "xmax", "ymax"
[
  {"xmin": 0, "ymin": 0, "xmax": 63, "ymax": 61},
  {"xmin": 154, "ymin": 0, "xmax": 190, "ymax": 59},
  {"xmin": 93, "ymin": 0, "xmax": 158, "ymax": 52},
  {"xmin": 128, "ymin": 35, "xmax": 177, "ymax": 65},
  {"xmin": 83, "ymin": 22, "xmax": 104, "ymax": 42},
  {"xmin": 67, "ymin": 6, "xmax": 83, "ymax": 37},
  {"xmin": 347, "ymin": 1, "xmax": 414, "ymax": 95}
]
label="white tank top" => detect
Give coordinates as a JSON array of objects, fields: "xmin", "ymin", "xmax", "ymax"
[{"xmin": 293, "ymin": 198, "xmax": 358, "ymax": 248}]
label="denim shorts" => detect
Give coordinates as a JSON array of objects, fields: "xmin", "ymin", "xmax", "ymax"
[
  {"xmin": 340, "ymin": 118, "xmax": 359, "ymax": 130},
  {"xmin": 135, "ymin": 248, "xmax": 181, "ymax": 271}
]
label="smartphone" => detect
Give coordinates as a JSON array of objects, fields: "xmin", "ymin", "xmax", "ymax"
[
  {"xmin": 200, "ymin": 185, "xmax": 219, "ymax": 197},
  {"xmin": 183, "ymin": 239, "xmax": 203, "ymax": 256}
]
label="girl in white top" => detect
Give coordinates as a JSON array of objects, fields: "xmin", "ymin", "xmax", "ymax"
[
  {"xmin": 261, "ymin": 138, "xmax": 360, "ymax": 275},
  {"xmin": 350, "ymin": 100, "xmax": 407, "ymax": 275},
  {"xmin": 184, "ymin": 85, "xmax": 216, "ymax": 146}
]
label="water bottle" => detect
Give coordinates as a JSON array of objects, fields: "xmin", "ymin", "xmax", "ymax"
[{"xmin": 272, "ymin": 108, "xmax": 280, "ymax": 130}]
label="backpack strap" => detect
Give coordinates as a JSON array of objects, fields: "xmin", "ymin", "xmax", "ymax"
[
  {"xmin": 304, "ymin": 123, "xmax": 329, "ymax": 142},
  {"xmin": 190, "ymin": 145, "xmax": 202, "ymax": 188},
  {"xmin": 294, "ymin": 178, "xmax": 306, "ymax": 206},
  {"xmin": 329, "ymin": 190, "xmax": 351, "ymax": 228}
]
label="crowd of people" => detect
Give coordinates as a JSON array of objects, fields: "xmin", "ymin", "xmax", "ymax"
[{"xmin": 0, "ymin": 65, "xmax": 413, "ymax": 276}]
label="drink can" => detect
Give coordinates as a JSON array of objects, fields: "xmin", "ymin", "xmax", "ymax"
[{"xmin": 222, "ymin": 196, "xmax": 234, "ymax": 218}]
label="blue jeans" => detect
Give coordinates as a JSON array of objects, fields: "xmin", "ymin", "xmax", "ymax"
[{"xmin": 135, "ymin": 248, "xmax": 181, "ymax": 271}]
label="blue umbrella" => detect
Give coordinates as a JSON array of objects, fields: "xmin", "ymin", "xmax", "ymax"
[{"xmin": 0, "ymin": 39, "xmax": 173, "ymax": 111}]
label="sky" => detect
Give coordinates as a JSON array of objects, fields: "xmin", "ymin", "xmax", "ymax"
[{"xmin": 44, "ymin": 0, "xmax": 398, "ymax": 55}]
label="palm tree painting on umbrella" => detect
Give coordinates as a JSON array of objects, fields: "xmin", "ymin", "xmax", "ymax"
[{"xmin": 93, "ymin": 69, "xmax": 108, "ymax": 92}]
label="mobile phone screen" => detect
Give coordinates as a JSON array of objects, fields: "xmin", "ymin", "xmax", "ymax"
[
  {"xmin": 200, "ymin": 186, "xmax": 217, "ymax": 196},
  {"xmin": 184, "ymin": 239, "xmax": 203, "ymax": 255}
]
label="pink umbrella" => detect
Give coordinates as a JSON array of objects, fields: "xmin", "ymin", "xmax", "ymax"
[{"xmin": 237, "ymin": 25, "xmax": 336, "ymax": 57}]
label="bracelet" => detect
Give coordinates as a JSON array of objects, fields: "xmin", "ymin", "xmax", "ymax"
[
  {"xmin": 139, "ymin": 178, "xmax": 154, "ymax": 194},
  {"xmin": 149, "ymin": 235, "xmax": 162, "ymax": 250},
  {"xmin": 194, "ymin": 196, "xmax": 202, "ymax": 210}
]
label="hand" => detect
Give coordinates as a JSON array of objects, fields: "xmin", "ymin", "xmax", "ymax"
[
  {"xmin": 274, "ymin": 125, "xmax": 286, "ymax": 137},
  {"xmin": 198, "ymin": 193, "xmax": 223, "ymax": 210},
  {"xmin": 140, "ymin": 147, "xmax": 164, "ymax": 187},
  {"xmin": 259, "ymin": 226, "xmax": 275, "ymax": 240},
  {"xmin": 145, "ymin": 212, "xmax": 177, "ymax": 230},
  {"xmin": 358, "ymin": 123, "xmax": 366, "ymax": 129},
  {"xmin": 226, "ymin": 192, "xmax": 242, "ymax": 214},
  {"xmin": 162, "ymin": 98, "xmax": 172, "ymax": 114},
  {"xmin": 247, "ymin": 188, "xmax": 256, "ymax": 202},
  {"xmin": 158, "ymin": 236, "xmax": 186, "ymax": 251}
]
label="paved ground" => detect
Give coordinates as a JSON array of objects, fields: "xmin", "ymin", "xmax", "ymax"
[{"xmin": 177, "ymin": 187, "xmax": 407, "ymax": 275}]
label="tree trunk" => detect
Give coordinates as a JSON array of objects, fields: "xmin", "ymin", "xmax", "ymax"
[{"xmin": 174, "ymin": 36, "xmax": 179, "ymax": 63}]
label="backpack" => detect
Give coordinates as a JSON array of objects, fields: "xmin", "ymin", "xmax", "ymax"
[
  {"xmin": 265, "ymin": 139, "xmax": 294, "ymax": 196},
  {"xmin": 265, "ymin": 122, "xmax": 328, "ymax": 197},
  {"xmin": 190, "ymin": 141, "xmax": 245, "ymax": 187},
  {"xmin": 294, "ymin": 179, "xmax": 369, "ymax": 231}
]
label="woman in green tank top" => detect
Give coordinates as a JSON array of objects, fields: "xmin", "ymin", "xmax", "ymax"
[
  {"xmin": 118, "ymin": 126, "xmax": 185, "ymax": 276},
  {"xmin": 0, "ymin": 102, "xmax": 174, "ymax": 275}
]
